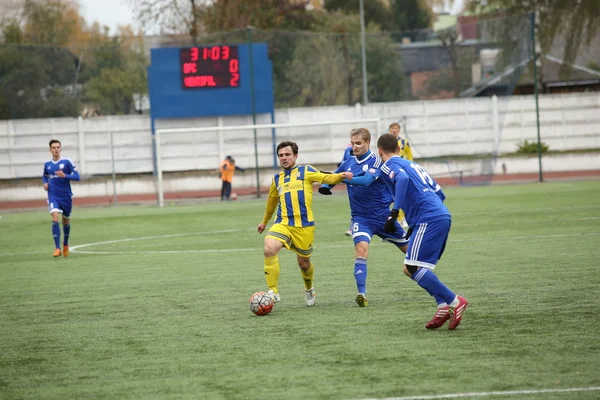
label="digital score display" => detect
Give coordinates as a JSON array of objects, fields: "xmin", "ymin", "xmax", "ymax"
[{"xmin": 179, "ymin": 45, "xmax": 240, "ymax": 89}]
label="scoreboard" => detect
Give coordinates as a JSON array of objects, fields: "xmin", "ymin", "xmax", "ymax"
[
  {"xmin": 147, "ymin": 43, "xmax": 274, "ymax": 119},
  {"xmin": 179, "ymin": 45, "xmax": 240, "ymax": 89}
]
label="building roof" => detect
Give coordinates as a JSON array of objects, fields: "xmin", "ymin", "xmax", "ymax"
[{"xmin": 461, "ymin": 55, "xmax": 600, "ymax": 97}]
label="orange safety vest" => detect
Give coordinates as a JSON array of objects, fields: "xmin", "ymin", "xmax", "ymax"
[{"xmin": 220, "ymin": 159, "xmax": 235, "ymax": 183}]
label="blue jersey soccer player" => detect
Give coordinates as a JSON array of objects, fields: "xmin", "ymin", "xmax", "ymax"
[
  {"xmin": 42, "ymin": 140, "xmax": 80, "ymax": 257},
  {"xmin": 344, "ymin": 133, "xmax": 468, "ymax": 330},
  {"xmin": 319, "ymin": 128, "xmax": 408, "ymax": 307},
  {"xmin": 257, "ymin": 141, "xmax": 353, "ymax": 306}
]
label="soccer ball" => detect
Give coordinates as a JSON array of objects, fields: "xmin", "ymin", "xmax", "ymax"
[{"xmin": 249, "ymin": 291, "xmax": 273, "ymax": 316}]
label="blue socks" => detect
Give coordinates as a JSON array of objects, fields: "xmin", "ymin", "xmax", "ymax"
[
  {"xmin": 411, "ymin": 267, "xmax": 455, "ymax": 305},
  {"xmin": 354, "ymin": 257, "xmax": 368, "ymax": 294},
  {"xmin": 63, "ymin": 224, "xmax": 70, "ymax": 246},
  {"xmin": 52, "ymin": 222, "xmax": 60, "ymax": 249}
]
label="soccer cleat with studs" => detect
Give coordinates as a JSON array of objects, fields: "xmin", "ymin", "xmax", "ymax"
[
  {"xmin": 267, "ymin": 290, "xmax": 280, "ymax": 303},
  {"xmin": 305, "ymin": 287, "xmax": 316, "ymax": 306},
  {"xmin": 63, "ymin": 245, "xmax": 69, "ymax": 257},
  {"xmin": 425, "ymin": 306, "xmax": 450, "ymax": 329},
  {"xmin": 355, "ymin": 293, "xmax": 368, "ymax": 307},
  {"xmin": 53, "ymin": 248, "xmax": 61, "ymax": 257},
  {"xmin": 448, "ymin": 296, "xmax": 469, "ymax": 330}
]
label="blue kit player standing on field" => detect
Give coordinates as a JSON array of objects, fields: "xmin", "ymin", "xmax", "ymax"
[
  {"xmin": 344, "ymin": 133, "xmax": 468, "ymax": 330},
  {"xmin": 257, "ymin": 141, "xmax": 353, "ymax": 306},
  {"xmin": 42, "ymin": 140, "xmax": 80, "ymax": 257},
  {"xmin": 319, "ymin": 128, "xmax": 408, "ymax": 307}
]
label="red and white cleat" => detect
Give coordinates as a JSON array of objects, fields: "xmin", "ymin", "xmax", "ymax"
[
  {"xmin": 448, "ymin": 296, "xmax": 469, "ymax": 330},
  {"xmin": 425, "ymin": 306, "xmax": 450, "ymax": 329}
]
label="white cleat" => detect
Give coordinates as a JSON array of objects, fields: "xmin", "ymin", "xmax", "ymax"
[
  {"xmin": 305, "ymin": 287, "xmax": 316, "ymax": 306},
  {"xmin": 267, "ymin": 290, "xmax": 280, "ymax": 303},
  {"xmin": 344, "ymin": 229, "xmax": 352, "ymax": 236}
]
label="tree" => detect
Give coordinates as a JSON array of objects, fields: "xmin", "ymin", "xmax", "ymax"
[
  {"xmin": 280, "ymin": 11, "xmax": 406, "ymax": 107},
  {"xmin": 324, "ymin": 0, "xmax": 396, "ymax": 31},
  {"xmin": 434, "ymin": 26, "xmax": 473, "ymax": 97},
  {"xmin": 392, "ymin": 0, "xmax": 433, "ymax": 33},
  {"xmin": 0, "ymin": 0, "xmax": 148, "ymax": 119},
  {"xmin": 127, "ymin": 0, "xmax": 206, "ymax": 40}
]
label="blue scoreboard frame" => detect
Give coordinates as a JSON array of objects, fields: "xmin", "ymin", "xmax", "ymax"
[{"xmin": 147, "ymin": 42, "xmax": 274, "ymax": 121}]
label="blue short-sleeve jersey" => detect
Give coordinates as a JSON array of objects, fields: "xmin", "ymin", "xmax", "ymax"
[
  {"xmin": 338, "ymin": 150, "xmax": 393, "ymax": 220},
  {"xmin": 379, "ymin": 156, "xmax": 450, "ymax": 226},
  {"xmin": 42, "ymin": 158, "xmax": 79, "ymax": 199}
]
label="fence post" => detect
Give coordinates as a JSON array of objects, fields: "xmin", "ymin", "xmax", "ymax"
[
  {"xmin": 8, "ymin": 120, "xmax": 15, "ymax": 178},
  {"xmin": 77, "ymin": 116, "xmax": 86, "ymax": 173},
  {"xmin": 491, "ymin": 95, "xmax": 500, "ymax": 156},
  {"xmin": 530, "ymin": 11, "xmax": 543, "ymax": 182},
  {"xmin": 217, "ymin": 116, "xmax": 224, "ymax": 166},
  {"xmin": 248, "ymin": 26, "xmax": 261, "ymax": 198},
  {"xmin": 109, "ymin": 129, "xmax": 117, "ymax": 205}
]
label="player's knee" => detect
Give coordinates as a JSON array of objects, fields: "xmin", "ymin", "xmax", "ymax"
[
  {"xmin": 354, "ymin": 243, "xmax": 369, "ymax": 259},
  {"xmin": 403, "ymin": 264, "xmax": 418, "ymax": 277},
  {"xmin": 298, "ymin": 257, "xmax": 311, "ymax": 270},
  {"xmin": 62, "ymin": 217, "xmax": 70, "ymax": 225},
  {"xmin": 263, "ymin": 243, "xmax": 278, "ymax": 258}
]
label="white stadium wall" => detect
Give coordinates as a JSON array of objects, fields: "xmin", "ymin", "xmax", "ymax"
[{"xmin": 1, "ymin": 92, "xmax": 599, "ymax": 202}]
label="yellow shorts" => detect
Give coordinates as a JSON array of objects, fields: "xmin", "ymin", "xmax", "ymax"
[{"xmin": 266, "ymin": 223, "xmax": 314, "ymax": 258}]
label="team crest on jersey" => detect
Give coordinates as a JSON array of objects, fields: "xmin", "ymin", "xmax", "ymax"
[
  {"xmin": 389, "ymin": 171, "xmax": 395, "ymax": 178},
  {"xmin": 362, "ymin": 165, "xmax": 368, "ymax": 172},
  {"xmin": 369, "ymin": 168, "xmax": 376, "ymax": 173},
  {"xmin": 59, "ymin": 164, "xmax": 64, "ymax": 169}
]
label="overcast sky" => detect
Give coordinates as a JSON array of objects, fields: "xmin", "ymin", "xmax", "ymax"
[
  {"xmin": 77, "ymin": 0, "xmax": 465, "ymax": 36},
  {"xmin": 79, "ymin": 0, "xmax": 138, "ymax": 34}
]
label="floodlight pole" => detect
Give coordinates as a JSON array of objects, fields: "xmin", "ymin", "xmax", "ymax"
[
  {"xmin": 530, "ymin": 12, "xmax": 543, "ymax": 183},
  {"xmin": 248, "ymin": 26, "xmax": 261, "ymax": 198},
  {"xmin": 359, "ymin": 0, "xmax": 368, "ymax": 105}
]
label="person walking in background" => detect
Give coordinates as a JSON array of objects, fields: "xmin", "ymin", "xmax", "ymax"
[
  {"xmin": 388, "ymin": 122, "xmax": 413, "ymax": 230},
  {"xmin": 42, "ymin": 139, "xmax": 80, "ymax": 257},
  {"xmin": 388, "ymin": 122, "xmax": 413, "ymax": 161},
  {"xmin": 219, "ymin": 155, "xmax": 245, "ymax": 201}
]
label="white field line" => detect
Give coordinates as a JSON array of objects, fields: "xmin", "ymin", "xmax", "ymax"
[
  {"xmin": 58, "ymin": 231, "xmax": 600, "ymax": 256},
  {"xmin": 360, "ymin": 386, "xmax": 600, "ymax": 400}
]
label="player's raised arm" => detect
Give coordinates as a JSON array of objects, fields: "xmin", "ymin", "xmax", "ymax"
[
  {"xmin": 305, "ymin": 165, "xmax": 351, "ymax": 185},
  {"xmin": 343, "ymin": 167, "xmax": 381, "ymax": 186}
]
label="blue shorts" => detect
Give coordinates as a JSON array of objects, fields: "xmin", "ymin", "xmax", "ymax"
[
  {"xmin": 48, "ymin": 197, "xmax": 73, "ymax": 218},
  {"xmin": 405, "ymin": 219, "xmax": 451, "ymax": 270},
  {"xmin": 351, "ymin": 215, "xmax": 408, "ymax": 249}
]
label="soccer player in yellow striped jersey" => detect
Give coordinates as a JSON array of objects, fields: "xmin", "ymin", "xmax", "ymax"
[
  {"xmin": 389, "ymin": 122, "xmax": 413, "ymax": 161},
  {"xmin": 257, "ymin": 141, "xmax": 353, "ymax": 306},
  {"xmin": 389, "ymin": 122, "xmax": 412, "ymax": 229}
]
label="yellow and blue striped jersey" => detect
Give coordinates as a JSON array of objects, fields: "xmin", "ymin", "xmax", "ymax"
[
  {"xmin": 267, "ymin": 165, "xmax": 345, "ymax": 227},
  {"xmin": 398, "ymin": 137, "xmax": 413, "ymax": 161}
]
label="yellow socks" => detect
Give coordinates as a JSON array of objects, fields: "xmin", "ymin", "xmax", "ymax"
[
  {"xmin": 300, "ymin": 262, "xmax": 314, "ymax": 290},
  {"xmin": 264, "ymin": 255, "xmax": 280, "ymax": 293}
]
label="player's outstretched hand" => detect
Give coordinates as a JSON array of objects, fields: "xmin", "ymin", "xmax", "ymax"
[
  {"xmin": 318, "ymin": 186, "xmax": 332, "ymax": 195},
  {"xmin": 384, "ymin": 209, "xmax": 400, "ymax": 233},
  {"xmin": 341, "ymin": 171, "xmax": 353, "ymax": 180}
]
